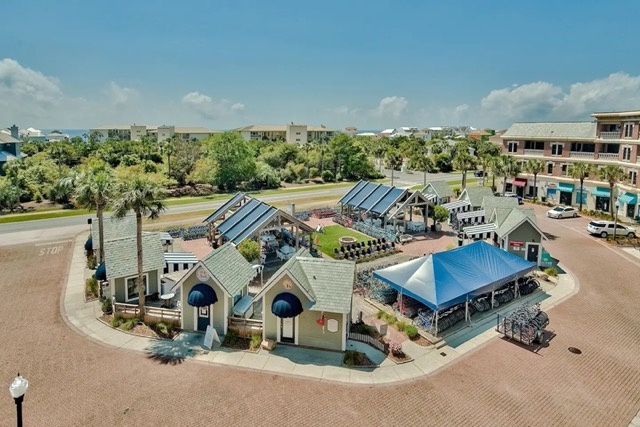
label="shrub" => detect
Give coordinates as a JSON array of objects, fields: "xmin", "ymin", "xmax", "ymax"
[
  {"xmin": 250, "ymin": 333, "xmax": 262, "ymax": 351},
  {"xmin": 353, "ymin": 322, "xmax": 375, "ymax": 336},
  {"xmin": 111, "ymin": 314, "xmax": 125, "ymax": 328},
  {"xmin": 101, "ymin": 297, "xmax": 113, "ymax": 314},
  {"xmin": 433, "ymin": 205, "xmax": 449, "ymax": 224},
  {"xmin": 237, "ymin": 239, "xmax": 261, "ymax": 263},
  {"xmin": 321, "ymin": 170, "xmax": 334, "ymax": 182},
  {"xmin": 86, "ymin": 253, "xmax": 97, "ymax": 270},
  {"xmin": 85, "ymin": 277, "xmax": 98, "ymax": 298},
  {"xmin": 308, "ymin": 167, "xmax": 319, "ymax": 178},
  {"xmin": 336, "ymin": 173, "xmax": 344, "ymax": 182},
  {"xmin": 453, "ymin": 186, "xmax": 461, "ymax": 197},
  {"xmin": 389, "ymin": 341, "xmax": 404, "ymax": 357},
  {"xmin": 120, "ymin": 317, "xmax": 138, "ymax": 331},
  {"xmin": 543, "ymin": 267, "xmax": 558, "ymax": 277},
  {"xmin": 376, "ymin": 310, "xmax": 397, "ymax": 324},
  {"xmin": 403, "ymin": 324, "xmax": 419, "ymax": 339},
  {"xmin": 395, "ymin": 320, "xmax": 407, "ymax": 332},
  {"xmin": 155, "ymin": 321, "xmax": 172, "ymax": 336}
]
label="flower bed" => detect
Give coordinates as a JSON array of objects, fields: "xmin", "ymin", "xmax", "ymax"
[{"xmin": 343, "ymin": 350, "xmax": 376, "ymax": 367}]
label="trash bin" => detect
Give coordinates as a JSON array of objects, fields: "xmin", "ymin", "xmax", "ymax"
[{"xmin": 541, "ymin": 196, "xmax": 546, "ymax": 202}]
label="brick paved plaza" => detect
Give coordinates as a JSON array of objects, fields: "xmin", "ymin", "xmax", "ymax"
[{"xmin": 0, "ymin": 205, "xmax": 639, "ymax": 426}]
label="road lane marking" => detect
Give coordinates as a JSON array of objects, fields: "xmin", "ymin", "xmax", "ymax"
[{"xmin": 35, "ymin": 239, "xmax": 73, "ymax": 246}]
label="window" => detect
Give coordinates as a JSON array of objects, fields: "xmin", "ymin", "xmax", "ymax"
[
  {"xmin": 570, "ymin": 142, "xmax": 595, "ymax": 152},
  {"xmin": 630, "ymin": 170, "xmax": 638, "ymax": 185},
  {"xmin": 296, "ymin": 132, "xmax": 301, "ymax": 135},
  {"xmin": 624, "ymin": 122, "xmax": 634, "ymax": 138},
  {"xmin": 623, "ymin": 146, "xmax": 632, "ymax": 161},
  {"xmin": 579, "ymin": 190, "xmax": 588, "ymax": 205},
  {"xmin": 561, "ymin": 164, "xmax": 568, "ymax": 176},
  {"xmin": 551, "ymin": 143, "xmax": 563, "ymax": 156},
  {"xmin": 547, "ymin": 163, "xmax": 553, "ymax": 174},
  {"xmin": 126, "ymin": 274, "xmax": 148, "ymax": 301},
  {"xmin": 507, "ymin": 141, "xmax": 518, "ymax": 153},
  {"xmin": 524, "ymin": 141, "xmax": 544, "ymax": 150}
]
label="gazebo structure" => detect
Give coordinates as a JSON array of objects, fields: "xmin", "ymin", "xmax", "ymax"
[
  {"xmin": 338, "ymin": 180, "xmax": 434, "ymax": 234},
  {"xmin": 205, "ymin": 196, "xmax": 314, "ymax": 263},
  {"xmin": 203, "ymin": 192, "xmax": 252, "ymax": 245}
]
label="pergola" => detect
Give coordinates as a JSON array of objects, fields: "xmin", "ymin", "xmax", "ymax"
[{"xmin": 203, "ymin": 192, "xmax": 251, "ymax": 245}]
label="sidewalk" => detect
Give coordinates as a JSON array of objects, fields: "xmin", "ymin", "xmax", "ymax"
[{"xmin": 63, "ymin": 233, "xmax": 578, "ymax": 384}]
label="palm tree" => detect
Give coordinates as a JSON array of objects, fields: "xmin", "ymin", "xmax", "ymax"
[
  {"xmin": 598, "ymin": 165, "xmax": 625, "ymax": 217},
  {"xmin": 371, "ymin": 139, "xmax": 387, "ymax": 172},
  {"xmin": 160, "ymin": 136, "xmax": 177, "ymax": 177},
  {"xmin": 477, "ymin": 141, "xmax": 500, "ymax": 187},
  {"xmin": 111, "ymin": 174, "xmax": 166, "ymax": 319},
  {"xmin": 568, "ymin": 162, "xmax": 592, "ymax": 212},
  {"xmin": 75, "ymin": 165, "xmax": 115, "ymax": 264},
  {"xmin": 410, "ymin": 153, "xmax": 434, "ymax": 187},
  {"xmin": 498, "ymin": 154, "xmax": 521, "ymax": 195},
  {"xmin": 453, "ymin": 148, "xmax": 476, "ymax": 189},
  {"xmin": 524, "ymin": 159, "xmax": 545, "ymax": 201},
  {"xmin": 385, "ymin": 148, "xmax": 402, "ymax": 186}
]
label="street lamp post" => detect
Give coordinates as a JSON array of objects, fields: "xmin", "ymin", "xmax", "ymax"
[
  {"xmin": 9, "ymin": 373, "xmax": 28, "ymax": 427},
  {"xmin": 613, "ymin": 199, "xmax": 620, "ymax": 241}
]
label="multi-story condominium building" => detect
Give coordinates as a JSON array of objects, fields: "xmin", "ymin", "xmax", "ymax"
[
  {"xmin": 235, "ymin": 123, "xmax": 335, "ymax": 144},
  {"xmin": 90, "ymin": 125, "xmax": 219, "ymax": 142},
  {"xmin": 500, "ymin": 110, "xmax": 640, "ymax": 219}
]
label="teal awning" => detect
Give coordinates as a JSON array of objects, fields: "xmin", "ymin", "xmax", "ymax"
[
  {"xmin": 557, "ymin": 183, "xmax": 574, "ymax": 193},
  {"xmin": 591, "ymin": 187, "xmax": 611, "ymax": 197},
  {"xmin": 95, "ymin": 262, "xmax": 107, "ymax": 281},
  {"xmin": 618, "ymin": 192, "xmax": 638, "ymax": 205}
]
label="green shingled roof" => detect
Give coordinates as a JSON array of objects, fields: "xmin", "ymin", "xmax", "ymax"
[
  {"xmin": 461, "ymin": 187, "xmax": 495, "ymax": 208},
  {"xmin": 495, "ymin": 208, "xmax": 543, "ymax": 238},
  {"xmin": 422, "ymin": 180, "xmax": 453, "ymax": 198},
  {"xmin": 91, "ymin": 216, "xmax": 137, "ymax": 250},
  {"xmin": 273, "ymin": 249, "xmax": 355, "ymax": 314},
  {"xmin": 103, "ymin": 234, "xmax": 165, "ymax": 280},
  {"xmin": 201, "ymin": 242, "xmax": 256, "ymax": 296}
]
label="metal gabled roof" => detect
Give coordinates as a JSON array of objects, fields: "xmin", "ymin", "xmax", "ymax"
[
  {"xmin": 203, "ymin": 192, "xmax": 247, "ymax": 224},
  {"xmin": 217, "ymin": 198, "xmax": 278, "ymax": 245}
]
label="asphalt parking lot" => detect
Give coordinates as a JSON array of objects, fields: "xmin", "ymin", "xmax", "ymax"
[{"xmin": 0, "ymin": 205, "xmax": 639, "ymax": 426}]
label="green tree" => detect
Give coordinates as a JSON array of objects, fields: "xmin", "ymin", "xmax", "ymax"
[
  {"xmin": 497, "ymin": 154, "xmax": 521, "ymax": 195},
  {"xmin": 598, "ymin": 165, "xmax": 625, "ymax": 216},
  {"xmin": 75, "ymin": 163, "xmax": 115, "ymax": 263},
  {"xmin": 434, "ymin": 153, "xmax": 453, "ymax": 173},
  {"xmin": 568, "ymin": 162, "xmax": 592, "ymax": 212},
  {"xmin": 409, "ymin": 153, "xmax": 434, "ymax": 186},
  {"xmin": 160, "ymin": 136, "xmax": 177, "ymax": 177},
  {"xmin": 452, "ymin": 146, "xmax": 476, "ymax": 189},
  {"xmin": 237, "ymin": 239, "xmax": 261, "ymax": 263},
  {"xmin": 207, "ymin": 132, "xmax": 256, "ymax": 191},
  {"xmin": 111, "ymin": 174, "xmax": 166, "ymax": 319},
  {"xmin": 0, "ymin": 177, "xmax": 22, "ymax": 212},
  {"xmin": 524, "ymin": 159, "xmax": 545, "ymax": 201},
  {"xmin": 432, "ymin": 205, "xmax": 449, "ymax": 225},
  {"xmin": 477, "ymin": 141, "xmax": 500, "ymax": 186},
  {"xmin": 385, "ymin": 148, "xmax": 403, "ymax": 186},
  {"xmin": 169, "ymin": 138, "xmax": 201, "ymax": 185}
]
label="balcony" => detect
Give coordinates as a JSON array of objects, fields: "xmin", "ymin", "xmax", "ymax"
[
  {"xmin": 569, "ymin": 151, "xmax": 595, "ymax": 159},
  {"xmin": 523, "ymin": 149, "xmax": 544, "ymax": 156},
  {"xmin": 598, "ymin": 131, "xmax": 621, "ymax": 140},
  {"xmin": 598, "ymin": 153, "xmax": 619, "ymax": 161}
]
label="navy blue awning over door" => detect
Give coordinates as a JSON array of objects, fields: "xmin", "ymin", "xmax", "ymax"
[
  {"xmin": 84, "ymin": 236, "xmax": 93, "ymax": 251},
  {"xmin": 188, "ymin": 283, "xmax": 218, "ymax": 307},
  {"xmin": 271, "ymin": 292, "xmax": 303, "ymax": 318},
  {"xmin": 95, "ymin": 262, "xmax": 106, "ymax": 281}
]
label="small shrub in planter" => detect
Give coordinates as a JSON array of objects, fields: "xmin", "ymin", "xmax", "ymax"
[
  {"xmin": 543, "ymin": 267, "xmax": 558, "ymax": 277},
  {"xmin": 154, "ymin": 321, "xmax": 172, "ymax": 337},
  {"xmin": 403, "ymin": 325, "xmax": 419, "ymax": 339},
  {"xmin": 101, "ymin": 297, "xmax": 113, "ymax": 314},
  {"xmin": 389, "ymin": 341, "xmax": 404, "ymax": 357},
  {"xmin": 85, "ymin": 277, "xmax": 98, "ymax": 298},
  {"xmin": 120, "ymin": 317, "xmax": 138, "ymax": 331},
  {"xmin": 111, "ymin": 314, "xmax": 125, "ymax": 328},
  {"xmin": 250, "ymin": 333, "xmax": 262, "ymax": 351},
  {"xmin": 453, "ymin": 187, "xmax": 461, "ymax": 197},
  {"xmin": 395, "ymin": 320, "xmax": 407, "ymax": 332},
  {"xmin": 86, "ymin": 253, "xmax": 97, "ymax": 270}
]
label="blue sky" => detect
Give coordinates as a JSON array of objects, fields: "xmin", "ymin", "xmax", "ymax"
[{"xmin": 2, "ymin": 0, "xmax": 640, "ymax": 130}]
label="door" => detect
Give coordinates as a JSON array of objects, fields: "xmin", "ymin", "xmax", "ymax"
[
  {"xmin": 559, "ymin": 191, "xmax": 572, "ymax": 206},
  {"xmin": 197, "ymin": 306, "xmax": 210, "ymax": 332},
  {"xmin": 280, "ymin": 317, "xmax": 295, "ymax": 343},
  {"xmin": 627, "ymin": 203, "xmax": 636, "ymax": 219},
  {"xmin": 526, "ymin": 243, "xmax": 540, "ymax": 264}
]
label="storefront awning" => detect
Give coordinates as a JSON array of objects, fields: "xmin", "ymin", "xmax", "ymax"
[
  {"xmin": 591, "ymin": 187, "xmax": 611, "ymax": 197},
  {"xmin": 95, "ymin": 262, "xmax": 106, "ymax": 281},
  {"xmin": 271, "ymin": 292, "xmax": 303, "ymax": 318},
  {"xmin": 618, "ymin": 192, "xmax": 638, "ymax": 205},
  {"xmin": 511, "ymin": 178, "xmax": 527, "ymax": 187},
  {"xmin": 84, "ymin": 236, "xmax": 93, "ymax": 251},
  {"xmin": 188, "ymin": 283, "xmax": 218, "ymax": 307},
  {"xmin": 557, "ymin": 183, "xmax": 574, "ymax": 193}
]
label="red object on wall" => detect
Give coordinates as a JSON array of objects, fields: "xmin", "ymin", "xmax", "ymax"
[{"xmin": 316, "ymin": 317, "xmax": 325, "ymax": 326}]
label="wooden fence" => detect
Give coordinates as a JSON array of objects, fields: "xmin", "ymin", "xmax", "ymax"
[
  {"xmin": 347, "ymin": 332, "xmax": 388, "ymax": 353},
  {"xmin": 113, "ymin": 302, "xmax": 181, "ymax": 323},
  {"xmin": 228, "ymin": 317, "xmax": 263, "ymax": 338}
]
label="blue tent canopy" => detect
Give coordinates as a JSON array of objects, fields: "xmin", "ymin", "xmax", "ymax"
[
  {"xmin": 373, "ymin": 241, "xmax": 536, "ymax": 311},
  {"xmin": 271, "ymin": 292, "xmax": 303, "ymax": 318},
  {"xmin": 188, "ymin": 283, "xmax": 218, "ymax": 307}
]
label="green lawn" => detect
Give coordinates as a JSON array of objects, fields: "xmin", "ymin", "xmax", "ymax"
[
  {"xmin": 0, "ymin": 209, "xmax": 91, "ymax": 224},
  {"xmin": 315, "ymin": 224, "xmax": 370, "ymax": 258}
]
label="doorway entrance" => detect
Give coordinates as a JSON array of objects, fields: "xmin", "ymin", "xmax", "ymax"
[
  {"xmin": 559, "ymin": 191, "xmax": 572, "ymax": 206},
  {"xmin": 595, "ymin": 196, "xmax": 609, "ymax": 212},
  {"xmin": 197, "ymin": 306, "xmax": 210, "ymax": 332},
  {"xmin": 280, "ymin": 317, "xmax": 295, "ymax": 343},
  {"xmin": 627, "ymin": 203, "xmax": 637, "ymax": 219},
  {"xmin": 526, "ymin": 243, "xmax": 540, "ymax": 264}
]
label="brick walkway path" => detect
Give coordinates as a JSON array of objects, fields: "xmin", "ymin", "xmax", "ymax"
[{"xmin": 0, "ymin": 205, "xmax": 639, "ymax": 426}]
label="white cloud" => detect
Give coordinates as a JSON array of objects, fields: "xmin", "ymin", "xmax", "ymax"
[
  {"xmin": 106, "ymin": 81, "xmax": 139, "ymax": 106},
  {"xmin": 0, "ymin": 58, "xmax": 64, "ymax": 121},
  {"xmin": 480, "ymin": 81, "xmax": 562, "ymax": 119},
  {"xmin": 181, "ymin": 91, "xmax": 245, "ymax": 120},
  {"xmin": 373, "ymin": 96, "xmax": 408, "ymax": 118}
]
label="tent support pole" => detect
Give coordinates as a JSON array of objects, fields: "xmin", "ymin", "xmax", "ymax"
[
  {"xmin": 491, "ymin": 290, "xmax": 495, "ymax": 309},
  {"xmin": 465, "ymin": 299, "xmax": 469, "ymax": 323},
  {"xmin": 435, "ymin": 311, "xmax": 438, "ymax": 336}
]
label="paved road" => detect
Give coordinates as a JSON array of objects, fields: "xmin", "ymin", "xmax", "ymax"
[
  {"xmin": 0, "ymin": 171, "xmax": 463, "ymax": 241},
  {"xmin": 0, "ymin": 205, "xmax": 639, "ymax": 426}
]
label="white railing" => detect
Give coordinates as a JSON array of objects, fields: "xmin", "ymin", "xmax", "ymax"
[
  {"xmin": 523, "ymin": 149, "xmax": 544, "ymax": 156},
  {"xmin": 598, "ymin": 153, "xmax": 619, "ymax": 160},
  {"xmin": 348, "ymin": 332, "xmax": 388, "ymax": 353},
  {"xmin": 569, "ymin": 151, "xmax": 595, "ymax": 159},
  {"xmin": 113, "ymin": 302, "xmax": 181, "ymax": 321},
  {"xmin": 598, "ymin": 131, "xmax": 621, "ymax": 140}
]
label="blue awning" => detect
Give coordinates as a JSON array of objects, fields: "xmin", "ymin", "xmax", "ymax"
[
  {"xmin": 95, "ymin": 262, "xmax": 106, "ymax": 281},
  {"xmin": 84, "ymin": 236, "xmax": 93, "ymax": 251},
  {"xmin": 592, "ymin": 187, "xmax": 610, "ymax": 197},
  {"xmin": 188, "ymin": 283, "xmax": 218, "ymax": 307},
  {"xmin": 271, "ymin": 292, "xmax": 303, "ymax": 318},
  {"xmin": 618, "ymin": 192, "xmax": 638, "ymax": 205},
  {"xmin": 557, "ymin": 183, "xmax": 574, "ymax": 193}
]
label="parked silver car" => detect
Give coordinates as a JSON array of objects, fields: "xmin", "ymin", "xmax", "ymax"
[
  {"xmin": 587, "ymin": 221, "xmax": 636, "ymax": 238},
  {"xmin": 547, "ymin": 206, "xmax": 578, "ymax": 219}
]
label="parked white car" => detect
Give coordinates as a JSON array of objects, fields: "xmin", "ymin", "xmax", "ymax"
[
  {"xmin": 587, "ymin": 221, "xmax": 636, "ymax": 238},
  {"xmin": 547, "ymin": 206, "xmax": 578, "ymax": 219}
]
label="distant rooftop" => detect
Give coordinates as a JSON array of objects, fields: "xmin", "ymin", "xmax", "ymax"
[
  {"xmin": 501, "ymin": 122, "xmax": 596, "ymax": 140},
  {"xmin": 591, "ymin": 110, "xmax": 640, "ymax": 118}
]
